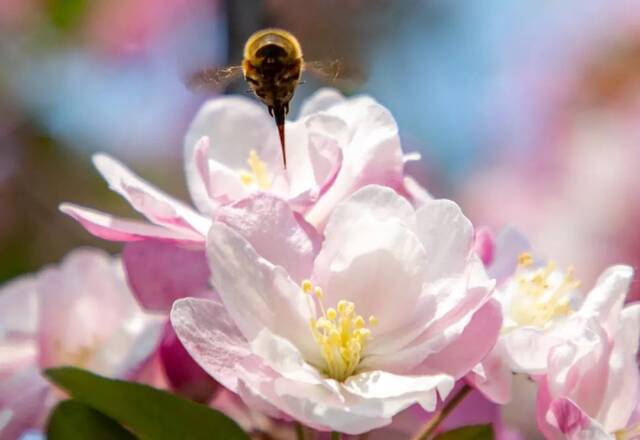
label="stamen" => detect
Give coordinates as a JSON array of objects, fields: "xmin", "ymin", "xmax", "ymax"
[
  {"xmin": 300, "ymin": 281, "xmax": 375, "ymax": 382},
  {"xmin": 238, "ymin": 149, "xmax": 271, "ymax": 190},
  {"xmin": 509, "ymin": 256, "xmax": 580, "ymax": 329}
]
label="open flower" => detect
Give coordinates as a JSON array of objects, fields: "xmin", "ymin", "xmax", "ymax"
[
  {"xmin": 60, "ymin": 88, "xmax": 417, "ymax": 246},
  {"xmin": 535, "ymin": 272, "xmax": 640, "ymax": 439},
  {"xmin": 0, "ymin": 249, "xmax": 163, "ymax": 437},
  {"xmin": 470, "ymin": 230, "xmax": 636, "ymax": 420},
  {"xmin": 171, "ymin": 185, "xmax": 500, "ymax": 434}
]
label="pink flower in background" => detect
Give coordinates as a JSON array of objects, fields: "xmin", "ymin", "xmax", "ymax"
[
  {"xmin": 536, "ymin": 274, "xmax": 640, "ymax": 439},
  {"xmin": 0, "ymin": 249, "xmax": 163, "ymax": 437},
  {"xmin": 171, "ymin": 185, "xmax": 500, "ymax": 434},
  {"xmin": 60, "ymin": 88, "xmax": 421, "ymax": 246}
]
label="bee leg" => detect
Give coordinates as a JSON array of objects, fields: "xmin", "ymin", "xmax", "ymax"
[
  {"xmin": 284, "ymin": 103, "xmax": 289, "ymax": 114},
  {"xmin": 268, "ymin": 106, "xmax": 274, "ymax": 117}
]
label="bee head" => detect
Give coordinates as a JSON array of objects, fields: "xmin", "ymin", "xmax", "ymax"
[{"xmin": 255, "ymin": 44, "xmax": 288, "ymax": 65}]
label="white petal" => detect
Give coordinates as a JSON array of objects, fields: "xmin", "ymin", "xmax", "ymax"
[
  {"xmin": 206, "ymin": 222, "xmax": 319, "ymax": 363},
  {"xmin": 415, "ymin": 199, "xmax": 474, "ymax": 282},
  {"xmin": 298, "ymin": 88, "xmax": 346, "ymax": 117},
  {"xmin": 579, "ymin": 265, "xmax": 633, "ymax": 333}
]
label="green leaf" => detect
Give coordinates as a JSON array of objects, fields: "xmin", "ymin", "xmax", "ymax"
[
  {"xmin": 434, "ymin": 424, "xmax": 494, "ymax": 440},
  {"xmin": 45, "ymin": 367, "xmax": 249, "ymax": 440},
  {"xmin": 47, "ymin": 400, "xmax": 136, "ymax": 440}
]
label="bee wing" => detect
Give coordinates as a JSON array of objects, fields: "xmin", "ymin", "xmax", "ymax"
[
  {"xmin": 186, "ymin": 65, "xmax": 244, "ymax": 92},
  {"xmin": 303, "ymin": 59, "xmax": 367, "ymax": 88},
  {"xmin": 303, "ymin": 59, "xmax": 344, "ymax": 81}
]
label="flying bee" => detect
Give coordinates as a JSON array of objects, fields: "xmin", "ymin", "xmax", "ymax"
[{"xmin": 188, "ymin": 28, "xmax": 343, "ymax": 168}]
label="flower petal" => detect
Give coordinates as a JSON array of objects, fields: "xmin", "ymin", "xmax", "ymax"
[
  {"xmin": 413, "ymin": 299, "xmax": 502, "ymax": 379},
  {"xmin": 579, "ymin": 265, "xmax": 634, "ymax": 332},
  {"xmin": 546, "ymin": 398, "xmax": 610, "ymax": 440},
  {"xmin": 298, "ymin": 88, "xmax": 346, "ymax": 117},
  {"xmin": 304, "ymin": 99, "xmax": 405, "ymax": 228},
  {"xmin": 596, "ymin": 304, "xmax": 640, "ymax": 431},
  {"xmin": 415, "ymin": 199, "xmax": 474, "ymax": 282},
  {"xmin": 206, "ymin": 222, "xmax": 319, "ymax": 363},
  {"xmin": 215, "ymin": 194, "xmax": 321, "ymax": 283},
  {"xmin": 93, "ymin": 153, "xmax": 210, "ymax": 235},
  {"xmin": 36, "ymin": 249, "xmax": 144, "ymax": 368},
  {"xmin": 60, "ymin": 203, "xmax": 203, "ymax": 244},
  {"xmin": 170, "ymin": 298, "xmax": 251, "ymax": 392},
  {"xmin": 122, "ymin": 241, "xmax": 211, "ymax": 313}
]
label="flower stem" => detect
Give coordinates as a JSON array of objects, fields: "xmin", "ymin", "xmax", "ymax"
[
  {"xmin": 295, "ymin": 422, "xmax": 306, "ymax": 440},
  {"xmin": 331, "ymin": 432, "xmax": 342, "ymax": 440},
  {"xmin": 411, "ymin": 384, "xmax": 473, "ymax": 440}
]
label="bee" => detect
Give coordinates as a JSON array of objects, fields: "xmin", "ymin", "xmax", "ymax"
[{"xmin": 188, "ymin": 28, "xmax": 343, "ymax": 168}]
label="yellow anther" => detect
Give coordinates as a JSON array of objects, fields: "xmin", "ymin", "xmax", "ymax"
[
  {"xmin": 301, "ymin": 280, "xmax": 313, "ymax": 294},
  {"xmin": 368, "ymin": 315, "xmax": 378, "ymax": 327},
  {"xmin": 509, "ymin": 255, "xmax": 580, "ymax": 329},
  {"xmin": 239, "ymin": 149, "xmax": 271, "ymax": 190},
  {"xmin": 306, "ymin": 292, "xmax": 376, "ymax": 382},
  {"xmin": 517, "ymin": 252, "xmax": 534, "ymax": 268},
  {"xmin": 239, "ymin": 171, "xmax": 254, "ymax": 186}
]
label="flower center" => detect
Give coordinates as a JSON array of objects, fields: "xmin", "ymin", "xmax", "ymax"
[
  {"xmin": 238, "ymin": 149, "xmax": 271, "ymax": 190},
  {"xmin": 616, "ymin": 423, "xmax": 640, "ymax": 440},
  {"xmin": 301, "ymin": 280, "xmax": 377, "ymax": 382},
  {"xmin": 508, "ymin": 252, "xmax": 580, "ymax": 329},
  {"xmin": 54, "ymin": 339, "xmax": 97, "ymax": 368}
]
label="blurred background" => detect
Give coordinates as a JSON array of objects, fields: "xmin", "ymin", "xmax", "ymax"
[{"xmin": 2, "ymin": 0, "xmax": 640, "ymax": 298}]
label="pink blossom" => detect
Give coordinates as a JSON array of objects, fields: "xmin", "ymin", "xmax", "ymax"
[
  {"xmin": 59, "ymin": 88, "xmax": 419, "ymax": 245},
  {"xmin": 471, "ymin": 225, "xmax": 635, "ymax": 403},
  {"xmin": 536, "ymin": 292, "xmax": 640, "ymax": 439},
  {"xmin": 171, "ymin": 185, "xmax": 500, "ymax": 434},
  {"xmin": 0, "ymin": 249, "xmax": 163, "ymax": 437}
]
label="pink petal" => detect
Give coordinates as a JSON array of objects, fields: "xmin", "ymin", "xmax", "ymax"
[
  {"xmin": 0, "ymin": 368, "xmax": 49, "ymax": 439},
  {"xmin": 36, "ymin": 249, "xmax": 155, "ymax": 374},
  {"xmin": 415, "ymin": 199, "xmax": 474, "ymax": 282},
  {"xmin": 159, "ymin": 321, "xmax": 221, "ymax": 403},
  {"xmin": 206, "ymin": 222, "xmax": 319, "ymax": 364},
  {"xmin": 0, "ymin": 275, "xmax": 38, "ymax": 340},
  {"xmin": 304, "ymin": 98, "xmax": 405, "ymax": 228},
  {"xmin": 596, "ymin": 304, "xmax": 640, "ymax": 430},
  {"xmin": 93, "ymin": 153, "xmax": 210, "ymax": 236},
  {"xmin": 215, "ymin": 194, "xmax": 321, "ymax": 283},
  {"xmin": 170, "ymin": 298, "xmax": 252, "ymax": 392},
  {"xmin": 545, "ymin": 398, "xmax": 610, "ymax": 440},
  {"xmin": 122, "ymin": 240, "xmax": 211, "ymax": 313},
  {"xmin": 473, "ymin": 227, "xmax": 495, "ymax": 266},
  {"xmin": 60, "ymin": 203, "xmax": 203, "ymax": 244},
  {"xmin": 466, "ymin": 342, "xmax": 513, "ymax": 405},
  {"xmin": 413, "ymin": 299, "xmax": 503, "ymax": 379}
]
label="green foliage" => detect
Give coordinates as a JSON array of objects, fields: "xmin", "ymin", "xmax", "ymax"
[
  {"xmin": 47, "ymin": 400, "xmax": 136, "ymax": 440},
  {"xmin": 45, "ymin": 367, "xmax": 249, "ymax": 440},
  {"xmin": 46, "ymin": 0, "xmax": 88, "ymax": 30},
  {"xmin": 434, "ymin": 424, "xmax": 494, "ymax": 440}
]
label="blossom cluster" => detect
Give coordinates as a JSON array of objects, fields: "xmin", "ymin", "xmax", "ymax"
[{"xmin": 1, "ymin": 89, "xmax": 638, "ymax": 439}]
